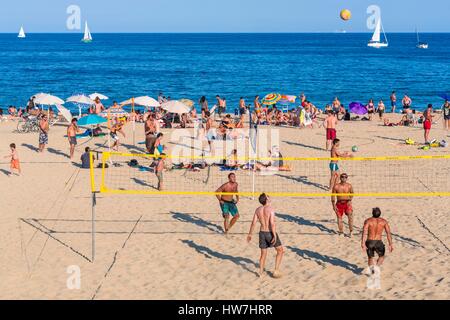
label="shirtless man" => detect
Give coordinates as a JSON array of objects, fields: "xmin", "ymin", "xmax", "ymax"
[
  {"xmin": 390, "ymin": 91, "xmax": 397, "ymax": 113},
  {"xmin": 145, "ymin": 113, "xmax": 159, "ymax": 154},
  {"xmin": 331, "ymin": 173, "xmax": 354, "ymax": 237},
  {"xmin": 38, "ymin": 114, "xmax": 49, "ymax": 152},
  {"xmin": 402, "ymin": 94, "xmax": 412, "ymax": 111},
  {"xmin": 215, "ymin": 173, "xmax": 240, "ymax": 234},
  {"xmin": 67, "ymin": 118, "xmax": 79, "ymax": 160},
  {"xmin": 329, "ymin": 138, "xmax": 353, "ymax": 190},
  {"xmin": 216, "ymin": 95, "xmax": 225, "ymax": 118},
  {"xmin": 361, "ymin": 208, "xmax": 393, "ymax": 274},
  {"xmin": 324, "ymin": 110, "xmax": 338, "ymax": 151},
  {"xmin": 247, "ymin": 193, "xmax": 284, "ymax": 278}
]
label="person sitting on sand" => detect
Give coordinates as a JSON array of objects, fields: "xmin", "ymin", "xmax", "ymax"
[
  {"xmin": 331, "ymin": 173, "xmax": 354, "ymax": 237},
  {"xmin": 225, "ymin": 149, "xmax": 239, "ymax": 168},
  {"xmin": 216, "ymin": 173, "xmax": 240, "ymax": 234},
  {"xmin": 361, "ymin": 208, "xmax": 394, "ymax": 275},
  {"xmin": 247, "ymin": 193, "xmax": 284, "ymax": 279},
  {"xmin": 80, "ymin": 147, "xmax": 96, "ymax": 169}
]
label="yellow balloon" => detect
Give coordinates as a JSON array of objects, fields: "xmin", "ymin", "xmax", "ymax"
[{"xmin": 340, "ymin": 9, "xmax": 351, "ymax": 21}]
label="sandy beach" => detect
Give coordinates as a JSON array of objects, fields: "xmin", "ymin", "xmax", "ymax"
[{"xmin": 0, "ymin": 116, "xmax": 449, "ymax": 300}]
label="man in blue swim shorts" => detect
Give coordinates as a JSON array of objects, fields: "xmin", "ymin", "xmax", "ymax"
[
  {"xmin": 216, "ymin": 173, "xmax": 240, "ymax": 234},
  {"xmin": 329, "ymin": 138, "xmax": 353, "ymax": 190}
]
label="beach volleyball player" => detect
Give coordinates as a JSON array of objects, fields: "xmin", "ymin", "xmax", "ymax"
[{"xmin": 216, "ymin": 173, "xmax": 240, "ymax": 234}]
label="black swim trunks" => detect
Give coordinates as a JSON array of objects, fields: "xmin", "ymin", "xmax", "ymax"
[
  {"xmin": 259, "ymin": 232, "xmax": 282, "ymax": 249},
  {"xmin": 366, "ymin": 240, "xmax": 385, "ymax": 258}
]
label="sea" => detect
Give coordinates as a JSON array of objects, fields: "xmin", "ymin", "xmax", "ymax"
[{"xmin": 0, "ymin": 33, "xmax": 449, "ymax": 114}]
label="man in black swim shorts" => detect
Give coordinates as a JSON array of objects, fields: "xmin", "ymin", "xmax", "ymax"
[
  {"xmin": 247, "ymin": 193, "xmax": 284, "ymax": 278},
  {"xmin": 362, "ymin": 208, "xmax": 394, "ymax": 274}
]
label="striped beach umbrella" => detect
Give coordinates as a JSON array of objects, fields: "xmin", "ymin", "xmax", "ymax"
[{"xmin": 262, "ymin": 93, "xmax": 281, "ymax": 106}]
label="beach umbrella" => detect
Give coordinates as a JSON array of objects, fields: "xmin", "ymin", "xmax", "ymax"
[
  {"xmin": 349, "ymin": 102, "xmax": 368, "ymax": 115},
  {"xmin": 55, "ymin": 104, "xmax": 72, "ymax": 123},
  {"xmin": 89, "ymin": 93, "xmax": 109, "ymax": 100},
  {"xmin": 438, "ymin": 93, "xmax": 450, "ymax": 101},
  {"xmin": 121, "ymin": 96, "xmax": 160, "ymax": 108},
  {"xmin": 262, "ymin": 93, "xmax": 281, "ymax": 106},
  {"xmin": 161, "ymin": 100, "xmax": 191, "ymax": 114},
  {"xmin": 32, "ymin": 93, "xmax": 65, "ymax": 119},
  {"xmin": 67, "ymin": 95, "xmax": 95, "ymax": 105},
  {"xmin": 100, "ymin": 108, "xmax": 130, "ymax": 118},
  {"xmin": 67, "ymin": 95, "xmax": 95, "ymax": 117},
  {"xmin": 180, "ymin": 99, "xmax": 195, "ymax": 108},
  {"xmin": 33, "ymin": 93, "xmax": 65, "ymax": 106},
  {"xmin": 77, "ymin": 114, "xmax": 107, "ymax": 127}
]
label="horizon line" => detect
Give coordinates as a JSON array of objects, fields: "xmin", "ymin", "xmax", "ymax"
[{"xmin": 1, "ymin": 31, "xmax": 449, "ymax": 34}]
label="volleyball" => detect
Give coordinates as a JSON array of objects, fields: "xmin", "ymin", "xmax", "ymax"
[
  {"xmin": 340, "ymin": 9, "xmax": 352, "ymax": 21},
  {"xmin": 352, "ymin": 146, "xmax": 358, "ymax": 152}
]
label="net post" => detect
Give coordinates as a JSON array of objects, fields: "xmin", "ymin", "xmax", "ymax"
[{"xmin": 91, "ymin": 192, "xmax": 97, "ymax": 263}]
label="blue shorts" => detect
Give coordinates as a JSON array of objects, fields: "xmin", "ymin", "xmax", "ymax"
[
  {"xmin": 220, "ymin": 201, "xmax": 239, "ymax": 217},
  {"xmin": 330, "ymin": 163, "xmax": 339, "ymax": 172}
]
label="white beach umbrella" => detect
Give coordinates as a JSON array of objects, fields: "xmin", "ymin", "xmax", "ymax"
[
  {"xmin": 89, "ymin": 93, "xmax": 109, "ymax": 100},
  {"xmin": 66, "ymin": 95, "xmax": 95, "ymax": 105},
  {"xmin": 121, "ymin": 96, "xmax": 160, "ymax": 108},
  {"xmin": 67, "ymin": 95, "xmax": 95, "ymax": 117},
  {"xmin": 161, "ymin": 100, "xmax": 191, "ymax": 114},
  {"xmin": 55, "ymin": 104, "xmax": 72, "ymax": 123},
  {"xmin": 33, "ymin": 93, "xmax": 65, "ymax": 106}
]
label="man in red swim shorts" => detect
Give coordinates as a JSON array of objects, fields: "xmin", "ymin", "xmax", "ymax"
[
  {"xmin": 423, "ymin": 104, "xmax": 433, "ymax": 144},
  {"xmin": 331, "ymin": 173, "xmax": 354, "ymax": 237},
  {"xmin": 323, "ymin": 110, "xmax": 338, "ymax": 151}
]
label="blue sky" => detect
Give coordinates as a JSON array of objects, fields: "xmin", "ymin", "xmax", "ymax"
[{"xmin": 1, "ymin": 0, "xmax": 449, "ymax": 32}]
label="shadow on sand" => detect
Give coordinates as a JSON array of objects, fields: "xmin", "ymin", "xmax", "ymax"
[
  {"xmin": 171, "ymin": 212, "xmax": 222, "ymax": 234},
  {"xmin": 277, "ymin": 213, "xmax": 337, "ymax": 235},
  {"xmin": 288, "ymin": 246, "xmax": 362, "ymax": 274},
  {"xmin": 181, "ymin": 239, "xmax": 259, "ymax": 276}
]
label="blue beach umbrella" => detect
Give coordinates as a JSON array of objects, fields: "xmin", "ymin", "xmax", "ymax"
[{"xmin": 77, "ymin": 114, "xmax": 107, "ymax": 127}]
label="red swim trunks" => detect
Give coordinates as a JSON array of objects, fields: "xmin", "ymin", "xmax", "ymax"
[
  {"xmin": 423, "ymin": 120, "xmax": 432, "ymax": 130},
  {"xmin": 336, "ymin": 201, "xmax": 353, "ymax": 217},
  {"xmin": 326, "ymin": 128, "xmax": 337, "ymax": 140},
  {"xmin": 11, "ymin": 159, "xmax": 20, "ymax": 170}
]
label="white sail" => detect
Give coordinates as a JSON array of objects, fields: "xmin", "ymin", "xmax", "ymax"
[
  {"xmin": 371, "ymin": 20, "xmax": 381, "ymax": 43},
  {"xmin": 82, "ymin": 22, "xmax": 92, "ymax": 42},
  {"xmin": 18, "ymin": 26, "xmax": 26, "ymax": 38}
]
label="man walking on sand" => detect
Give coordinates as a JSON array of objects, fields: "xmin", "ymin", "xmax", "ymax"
[
  {"xmin": 324, "ymin": 110, "xmax": 338, "ymax": 151},
  {"xmin": 216, "ymin": 173, "xmax": 240, "ymax": 234},
  {"xmin": 39, "ymin": 114, "xmax": 49, "ymax": 153},
  {"xmin": 247, "ymin": 193, "xmax": 284, "ymax": 278},
  {"xmin": 67, "ymin": 118, "xmax": 79, "ymax": 160},
  {"xmin": 331, "ymin": 173, "xmax": 354, "ymax": 237},
  {"xmin": 362, "ymin": 208, "xmax": 394, "ymax": 275}
]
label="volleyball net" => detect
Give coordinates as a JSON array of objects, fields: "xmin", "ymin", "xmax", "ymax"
[{"xmin": 90, "ymin": 152, "xmax": 450, "ymax": 197}]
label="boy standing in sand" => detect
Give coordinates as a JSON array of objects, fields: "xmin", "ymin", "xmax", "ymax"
[
  {"xmin": 329, "ymin": 138, "xmax": 353, "ymax": 190},
  {"xmin": 247, "ymin": 193, "xmax": 284, "ymax": 278},
  {"xmin": 361, "ymin": 208, "xmax": 393, "ymax": 275},
  {"xmin": 5, "ymin": 143, "xmax": 21, "ymax": 176},
  {"xmin": 324, "ymin": 110, "xmax": 338, "ymax": 151},
  {"xmin": 216, "ymin": 173, "xmax": 240, "ymax": 234},
  {"xmin": 331, "ymin": 173, "xmax": 354, "ymax": 237},
  {"xmin": 67, "ymin": 118, "xmax": 79, "ymax": 160},
  {"xmin": 423, "ymin": 104, "xmax": 433, "ymax": 144}
]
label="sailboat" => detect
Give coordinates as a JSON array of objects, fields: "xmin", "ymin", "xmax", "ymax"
[
  {"xmin": 368, "ymin": 18, "xmax": 388, "ymax": 48},
  {"xmin": 416, "ymin": 28, "xmax": 428, "ymax": 49},
  {"xmin": 18, "ymin": 26, "xmax": 26, "ymax": 38},
  {"xmin": 81, "ymin": 22, "xmax": 92, "ymax": 43}
]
